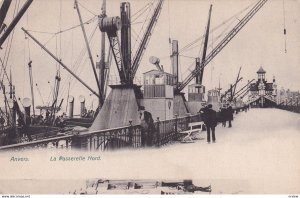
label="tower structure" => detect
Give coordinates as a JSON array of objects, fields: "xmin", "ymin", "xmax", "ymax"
[{"xmin": 248, "ymin": 66, "xmax": 277, "ymax": 107}]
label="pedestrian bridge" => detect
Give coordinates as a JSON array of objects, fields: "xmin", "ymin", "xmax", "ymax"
[{"xmin": 0, "ymin": 104, "xmax": 299, "ymax": 152}]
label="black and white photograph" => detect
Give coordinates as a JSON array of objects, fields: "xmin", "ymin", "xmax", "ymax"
[{"xmin": 0, "ymin": 0, "xmax": 299, "ymax": 196}]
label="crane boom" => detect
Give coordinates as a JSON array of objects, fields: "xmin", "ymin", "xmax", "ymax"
[
  {"xmin": 131, "ymin": 0, "xmax": 164, "ymax": 78},
  {"xmin": 0, "ymin": 0, "xmax": 33, "ymax": 48},
  {"xmin": 234, "ymin": 79, "xmax": 254, "ymax": 97},
  {"xmin": 22, "ymin": 27, "xmax": 100, "ymax": 98},
  {"xmin": 0, "ymin": 0, "xmax": 12, "ymax": 30},
  {"xmin": 232, "ymin": 66, "xmax": 242, "ymax": 99},
  {"xmin": 240, "ymin": 88, "xmax": 250, "ymax": 99},
  {"xmin": 197, "ymin": 4, "xmax": 212, "ymax": 85},
  {"xmin": 235, "ymin": 87, "xmax": 250, "ymax": 99},
  {"xmin": 221, "ymin": 77, "xmax": 243, "ymax": 101},
  {"xmin": 178, "ymin": 0, "xmax": 268, "ymax": 91}
]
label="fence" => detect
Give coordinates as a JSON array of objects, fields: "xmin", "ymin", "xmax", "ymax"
[
  {"xmin": 277, "ymin": 105, "xmax": 300, "ymax": 113},
  {"xmin": 0, "ymin": 114, "xmax": 202, "ymax": 152}
]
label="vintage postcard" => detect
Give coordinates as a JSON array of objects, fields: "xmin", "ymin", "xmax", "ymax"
[{"xmin": 0, "ymin": 0, "xmax": 299, "ymax": 196}]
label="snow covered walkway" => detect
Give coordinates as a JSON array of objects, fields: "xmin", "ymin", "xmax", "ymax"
[
  {"xmin": 0, "ymin": 108, "xmax": 299, "ymax": 194},
  {"xmin": 97, "ymin": 108, "xmax": 300, "ymax": 194}
]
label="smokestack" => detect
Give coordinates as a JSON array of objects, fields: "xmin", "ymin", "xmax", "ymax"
[
  {"xmin": 22, "ymin": 97, "xmax": 31, "ymax": 126},
  {"xmin": 171, "ymin": 40, "xmax": 179, "ymax": 86},
  {"xmin": 79, "ymin": 95, "xmax": 85, "ymax": 118},
  {"xmin": 68, "ymin": 96, "xmax": 74, "ymax": 118},
  {"xmin": 7, "ymin": 98, "xmax": 15, "ymax": 127}
]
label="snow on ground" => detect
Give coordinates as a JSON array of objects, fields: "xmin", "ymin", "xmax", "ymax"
[{"xmin": 0, "ymin": 108, "xmax": 299, "ymax": 194}]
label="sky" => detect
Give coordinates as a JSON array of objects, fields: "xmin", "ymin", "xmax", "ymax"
[{"xmin": 0, "ymin": 0, "xmax": 299, "ymax": 114}]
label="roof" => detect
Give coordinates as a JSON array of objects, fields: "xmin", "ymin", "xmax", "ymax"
[
  {"xmin": 249, "ymin": 80, "xmax": 273, "ymax": 91},
  {"xmin": 143, "ymin": 69, "xmax": 174, "ymax": 76},
  {"xmin": 257, "ymin": 66, "xmax": 266, "ymax": 73}
]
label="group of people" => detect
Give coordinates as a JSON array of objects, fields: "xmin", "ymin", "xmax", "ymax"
[
  {"xmin": 219, "ymin": 104, "xmax": 234, "ymax": 128},
  {"xmin": 137, "ymin": 103, "xmax": 238, "ymax": 146},
  {"xmin": 199, "ymin": 103, "xmax": 235, "ymax": 144}
]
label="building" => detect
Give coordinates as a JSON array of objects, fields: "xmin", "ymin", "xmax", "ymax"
[
  {"xmin": 142, "ymin": 70, "xmax": 175, "ymax": 121},
  {"xmin": 248, "ymin": 67, "xmax": 277, "ymax": 107}
]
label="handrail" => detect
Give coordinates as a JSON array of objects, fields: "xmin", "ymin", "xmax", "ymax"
[{"xmin": 0, "ymin": 113, "xmax": 201, "ymax": 151}]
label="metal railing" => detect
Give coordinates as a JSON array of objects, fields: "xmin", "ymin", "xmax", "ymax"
[
  {"xmin": 277, "ymin": 104, "xmax": 300, "ymax": 113},
  {"xmin": 0, "ymin": 134, "xmax": 74, "ymax": 152},
  {"xmin": 0, "ymin": 114, "xmax": 202, "ymax": 152}
]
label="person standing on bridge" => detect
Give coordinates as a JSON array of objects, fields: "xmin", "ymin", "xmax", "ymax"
[
  {"xmin": 139, "ymin": 106, "xmax": 155, "ymax": 147},
  {"xmin": 226, "ymin": 104, "xmax": 234, "ymax": 128},
  {"xmin": 200, "ymin": 104, "xmax": 217, "ymax": 144}
]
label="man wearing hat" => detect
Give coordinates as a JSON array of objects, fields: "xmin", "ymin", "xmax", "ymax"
[
  {"xmin": 139, "ymin": 106, "xmax": 155, "ymax": 147},
  {"xmin": 202, "ymin": 104, "xmax": 217, "ymax": 143}
]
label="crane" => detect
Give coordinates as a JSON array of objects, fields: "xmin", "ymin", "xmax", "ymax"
[
  {"xmin": 99, "ymin": 0, "xmax": 164, "ymax": 85},
  {"xmin": 177, "ymin": 0, "xmax": 268, "ymax": 92}
]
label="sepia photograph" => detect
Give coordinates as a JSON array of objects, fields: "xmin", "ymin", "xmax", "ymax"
[{"xmin": 0, "ymin": 0, "xmax": 299, "ymax": 196}]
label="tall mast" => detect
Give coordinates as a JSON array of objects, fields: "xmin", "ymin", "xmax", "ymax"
[
  {"xmin": 28, "ymin": 61, "xmax": 35, "ymax": 116},
  {"xmin": 171, "ymin": 40, "xmax": 179, "ymax": 89},
  {"xmin": 99, "ymin": 0, "xmax": 106, "ymax": 107},
  {"xmin": 74, "ymin": 0, "xmax": 102, "ymax": 104}
]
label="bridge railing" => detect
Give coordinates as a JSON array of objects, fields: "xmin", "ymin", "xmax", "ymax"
[
  {"xmin": 277, "ymin": 105, "xmax": 300, "ymax": 113},
  {"xmin": 0, "ymin": 114, "xmax": 202, "ymax": 152},
  {"xmin": 0, "ymin": 134, "xmax": 74, "ymax": 152}
]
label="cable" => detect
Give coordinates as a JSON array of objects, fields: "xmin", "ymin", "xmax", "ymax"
[
  {"xmin": 132, "ymin": 0, "xmax": 155, "ymax": 53},
  {"xmin": 26, "ymin": 16, "xmax": 96, "ymax": 35},
  {"xmin": 131, "ymin": 2, "xmax": 152, "ymax": 22},
  {"xmin": 78, "ymin": 1, "xmax": 97, "ymax": 16},
  {"xmin": 282, "ymin": 0, "xmax": 287, "ymax": 53},
  {"xmin": 57, "ymin": 24, "xmax": 98, "ymax": 100},
  {"xmin": 179, "ymin": 1, "xmax": 255, "ymax": 54}
]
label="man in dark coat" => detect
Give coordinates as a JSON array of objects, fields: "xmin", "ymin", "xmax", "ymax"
[
  {"xmin": 139, "ymin": 106, "xmax": 155, "ymax": 147},
  {"xmin": 226, "ymin": 104, "xmax": 234, "ymax": 128},
  {"xmin": 201, "ymin": 104, "xmax": 217, "ymax": 143},
  {"xmin": 220, "ymin": 106, "xmax": 227, "ymax": 127}
]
